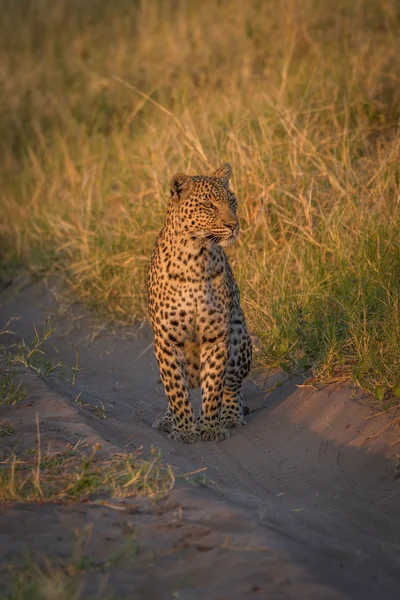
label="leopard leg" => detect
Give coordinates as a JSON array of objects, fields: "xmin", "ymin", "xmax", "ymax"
[
  {"xmin": 197, "ymin": 336, "xmax": 230, "ymax": 441},
  {"xmin": 154, "ymin": 340, "xmax": 199, "ymax": 432},
  {"xmin": 221, "ymin": 388, "xmax": 246, "ymax": 429},
  {"xmin": 220, "ymin": 311, "xmax": 252, "ymax": 429},
  {"xmin": 152, "ymin": 335, "xmax": 200, "ymax": 444}
]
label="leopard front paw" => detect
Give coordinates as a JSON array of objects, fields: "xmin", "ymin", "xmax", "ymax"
[
  {"xmin": 200, "ymin": 426, "xmax": 230, "ymax": 441},
  {"xmin": 152, "ymin": 414, "xmax": 174, "ymax": 433},
  {"xmin": 197, "ymin": 417, "xmax": 230, "ymax": 441},
  {"xmin": 168, "ymin": 428, "xmax": 201, "ymax": 444},
  {"xmin": 220, "ymin": 415, "xmax": 247, "ymax": 429}
]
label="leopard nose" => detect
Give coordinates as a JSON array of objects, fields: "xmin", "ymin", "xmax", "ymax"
[{"xmin": 224, "ymin": 222, "xmax": 237, "ymax": 232}]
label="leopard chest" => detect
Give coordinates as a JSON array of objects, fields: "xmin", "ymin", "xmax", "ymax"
[{"xmin": 149, "ymin": 242, "xmax": 231, "ymax": 340}]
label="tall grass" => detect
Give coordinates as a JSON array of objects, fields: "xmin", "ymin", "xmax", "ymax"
[{"xmin": 1, "ymin": 0, "xmax": 400, "ymax": 395}]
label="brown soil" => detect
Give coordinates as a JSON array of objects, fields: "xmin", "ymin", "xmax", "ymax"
[{"xmin": 1, "ymin": 277, "xmax": 399, "ymax": 599}]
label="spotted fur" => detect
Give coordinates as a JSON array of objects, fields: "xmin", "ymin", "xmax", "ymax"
[{"xmin": 148, "ymin": 163, "xmax": 252, "ymax": 444}]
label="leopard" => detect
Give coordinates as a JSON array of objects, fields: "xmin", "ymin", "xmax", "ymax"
[{"xmin": 148, "ymin": 163, "xmax": 252, "ymax": 444}]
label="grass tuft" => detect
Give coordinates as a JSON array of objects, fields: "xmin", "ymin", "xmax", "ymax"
[
  {"xmin": 1, "ymin": 0, "xmax": 400, "ymax": 395},
  {"xmin": 0, "ymin": 319, "xmax": 74, "ymax": 407},
  {"xmin": 0, "ymin": 443, "xmax": 174, "ymax": 504},
  {"xmin": 4, "ymin": 526, "xmax": 140, "ymax": 600}
]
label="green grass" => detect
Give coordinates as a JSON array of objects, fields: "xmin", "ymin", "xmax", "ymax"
[
  {"xmin": 0, "ymin": 371, "xmax": 27, "ymax": 408},
  {"xmin": 1, "ymin": 0, "xmax": 400, "ymax": 397},
  {"xmin": 0, "ymin": 319, "xmax": 75, "ymax": 407}
]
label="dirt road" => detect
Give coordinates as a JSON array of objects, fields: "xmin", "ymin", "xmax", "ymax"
[{"xmin": 1, "ymin": 278, "xmax": 399, "ymax": 599}]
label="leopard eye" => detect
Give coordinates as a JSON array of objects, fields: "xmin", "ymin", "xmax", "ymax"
[{"xmin": 203, "ymin": 202, "xmax": 213, "ymax": 208}]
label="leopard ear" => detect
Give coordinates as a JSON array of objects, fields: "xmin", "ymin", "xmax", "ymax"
[
  {"xmin": 213, "ymin": 163, "xmax": 232, "ymax": 187},
  {"xmin": 170, "ymin": 173, "xmax": 193, "ymax": 203}
]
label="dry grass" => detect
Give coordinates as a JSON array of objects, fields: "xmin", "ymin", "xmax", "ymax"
[
  {"xmin": 1, "ymin": 0, "xmax": 400, "ymax": 396},
  {"xmin": 0, "ymin": 442, "xmax": 174, "ymax": 503},
  {"xmin": 4, "ymin": 524, "xmax": 140, "ymax": 600}
]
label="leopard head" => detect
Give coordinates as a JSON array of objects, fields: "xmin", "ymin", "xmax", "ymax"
[{"xmin": 169, "ymin": 163, "xmax": 239, "ymax": 247}]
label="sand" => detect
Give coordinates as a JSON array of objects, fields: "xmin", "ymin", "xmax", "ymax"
[{"xmin": 0, "ymin": 277, "xmax": 399, "ymax": 599}]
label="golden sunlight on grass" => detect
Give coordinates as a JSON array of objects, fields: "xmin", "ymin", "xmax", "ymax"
[
  {"xmin": 0, "ymin": 441, "xmax": 174, "ymax": 503},
  {"xmin": 1, "ymin": 0, "xmax": 400, "ymax": 395}
]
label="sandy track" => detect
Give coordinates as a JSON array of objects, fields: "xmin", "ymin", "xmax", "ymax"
[{"xmin": 1, "ymin": 278, "xmax": 400, "ymax": 599}]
